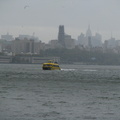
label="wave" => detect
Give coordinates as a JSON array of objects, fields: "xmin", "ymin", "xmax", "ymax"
[
  {"xmin": 61, "ymin": 69, "xmax": 76, "ymax": 71},
  {"xmin": 83, "ymin": 69, "xmax": 97, "ymax": 72}
]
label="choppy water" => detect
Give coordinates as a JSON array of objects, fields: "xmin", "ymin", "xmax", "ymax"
[{"xmin": 0, "ymin": 64, "xmax": 120, "ymax": 120}]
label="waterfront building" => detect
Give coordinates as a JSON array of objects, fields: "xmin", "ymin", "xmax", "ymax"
[
  {"xmin": 0, "ymin": 39, "xmax": 12, "ymax": 53},
  {"xmin": 12, "ymin": 37, "xmax": 46, "ymax": 55},
  {"xmin": 11, "ymin": 56, "xmax": 60, "ymax": 64},
  {"xmin": 12, "ymin": 38, "xmax": 35, "ymax": 54},
  {"xmin": 34, "ymin": 41, "xmax": 44, "ymax": 54},
  {"xmin": 0, "ymin": 56, "xmax": 12, "ymax": 63}
]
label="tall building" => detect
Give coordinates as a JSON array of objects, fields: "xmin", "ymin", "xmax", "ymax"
[
  {"xmin": 78, "ymin": 33, "xmax": 87, "ymax": 47},
  {"xmin": 18, "ymin": 34, "xmax": 39, "ymax": 42},
  {"xmin": 0, "ymin": 44, "xmax": 2, "ymax": 52},
  {"xmin": 86, "ymin": 25, "xmax": 92, "ymax": 38},
  {"xmin": 104, "ymin": 37, "xmax": 116, "ymax": 48},
  {"xmin": 49, "ymin": 39, "xmax": 59, "ymax": 49},
  {"xmin": 58, "ymin": 25, "xmax": 65, "ymax": 47},
  {"xmin": 12, "ymin": 38, "xmax": 35, "ymax": 54},
  {"xmin": 77, "ymin": 26, "xmax": 102, "ymax": 48},
  {"xmin": 88, "ymin": 36, "xmax": 92, "ymax": 48},
  {"xmin": 64, "ymin": 34, "xmax": 75, "ymax": 49},
  {"xmin": 91, "ymin": 33, "xmax": 102, "ymax": 47}
]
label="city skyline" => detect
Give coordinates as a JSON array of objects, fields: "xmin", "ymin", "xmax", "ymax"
[
  {"xmin": 1, "ymin": 0, "xmax": 120, "ymax": 42},
  {"xmin": 0, "ymin": 25, "xmax": 119, "ymax": 43}
]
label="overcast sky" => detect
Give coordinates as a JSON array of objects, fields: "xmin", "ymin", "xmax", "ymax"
[{"xmin": 0, "ymin": 0, "xmax": 120, "ymax": 43}]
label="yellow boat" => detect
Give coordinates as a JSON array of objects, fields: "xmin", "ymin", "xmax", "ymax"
[{"xmin": 42, "ymin": 60, "xmax": 61, "ymax": 70}]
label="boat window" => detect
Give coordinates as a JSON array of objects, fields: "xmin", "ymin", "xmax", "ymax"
[
  {"xmin": 53, "ymin": 65, "xmax": 59, "ymax": 67},
  {"xmin": 44, "ymin": 65, "xmax": 52, "ymax": 67}
]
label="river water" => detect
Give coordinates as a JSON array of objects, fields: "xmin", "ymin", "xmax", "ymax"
[{"xmin": 0, "ymin": 64, "xmax": 120, "ymax": 120}]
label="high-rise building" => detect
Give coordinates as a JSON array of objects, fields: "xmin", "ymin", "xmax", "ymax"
[
  {"xmin": 88, "ymin": 36, "xmax": 92, "ymax": 48},
  {"xmin": 78, "ymin": 33, "xmax": 86, "ymax": 46},
  {"xmin": 77, "ymin": 26, "xmax": 102, "ymax": 48},
  {"xmin": 12, "ymin": 38, "xmax": 35, "ymax": 54},
  {"xmin": 91, "ymin": 33, "xmax": 102, "ymax": 47},
  {"xmin": 0, "ymin": 44, "xmax": 2, "ymax": 52},
  {"xmin": 64, "ymin": 34, "xmax": 75, "ymax": 49},
  {"xmin": 86, "ymin": 25, "xmax": 92, "ymax": 38},
  {"xmin": 18, "ymin": 34, "xmax": 39, "ymax": 42},
  {"xmin": 58, "ymin": 25, "xmax": 65, "ymax": 47}
]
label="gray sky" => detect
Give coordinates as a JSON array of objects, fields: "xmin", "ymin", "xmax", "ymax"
[{"xmin": 0, "ymin": 0, "xmax": 120, "ymax": 43}]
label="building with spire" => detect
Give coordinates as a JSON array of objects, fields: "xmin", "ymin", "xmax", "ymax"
[
  {"xmin": 77, "ymin": 25, "xmax": 102, "ymax": 48},
  {"xmin": 86, "ymin": 25, "xmax": 92, "ymax": 38}
]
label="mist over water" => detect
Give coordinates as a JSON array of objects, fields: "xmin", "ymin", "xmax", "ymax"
[{"xmin": 0, "ymin": 64, "xmax": 120, "ymax": 120}]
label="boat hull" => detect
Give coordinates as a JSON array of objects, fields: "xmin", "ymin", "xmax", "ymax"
[{"xmin": 42, "ymin": 67, "xmax": 60, "ymax": 70}]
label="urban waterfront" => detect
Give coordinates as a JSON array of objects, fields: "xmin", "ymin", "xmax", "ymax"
[{"xmin": 0, "ymin": 64, "xmax": 120, "ymax": 120}]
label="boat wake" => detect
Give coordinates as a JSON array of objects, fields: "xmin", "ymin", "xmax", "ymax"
[
  {"xmin": 61, "ymin": 69, "xmax": 76, "ymax": 71},
  {"xmin": 83, "ymin": 69, "xmax": 97, "ymax": 72}
]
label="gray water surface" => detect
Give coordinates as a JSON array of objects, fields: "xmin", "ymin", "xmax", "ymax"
[{"xmin": 0, "ymin": 64, "xmax": 120, "ymax": 120}]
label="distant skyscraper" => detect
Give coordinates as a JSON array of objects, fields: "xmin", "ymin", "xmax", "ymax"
[
  {"xmin": 77, "ymin": 25, "xmax": 102, "ymax": 48},
  {"xmin": 86, "ymin": 25, "xmax": 92, "ymax": 38},
  {"xmin": 78, "ymin": 33, "xmax": 86, "ymax": 46},
  {"xmin": 64, "ymin": 34, "xmax": 75, "ymax": 49},
  {"xmin": 88, "ymin": 36, "xmax": 92, "ymax": 48},
  {"xmin": 58, "ymin": 25, "xmax": 65, "ymax": 47}
]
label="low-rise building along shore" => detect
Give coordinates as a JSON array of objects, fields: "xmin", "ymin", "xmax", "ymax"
[
  {"xmin": 0, "ymin": 56, "xmax": 12, "ymax": 63},
  {"xmin": 0, "ymin": 55, "xmax": 60, "ymax": 64}
]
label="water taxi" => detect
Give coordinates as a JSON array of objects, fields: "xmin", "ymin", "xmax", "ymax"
[{"xmin": 42, "ymin": 60, "xmax": 61, "ymax": 70}]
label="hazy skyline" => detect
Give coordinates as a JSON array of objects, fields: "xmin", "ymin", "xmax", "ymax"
[{"xmin": 0, "ymin": 0, "xmax": 120, "ymax": 43}]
